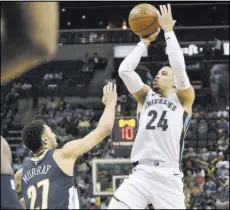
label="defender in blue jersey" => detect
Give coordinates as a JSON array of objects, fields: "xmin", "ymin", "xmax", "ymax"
[{"xmin": 15, "ymin": 82, "xmax": 117, "ymax": 209}]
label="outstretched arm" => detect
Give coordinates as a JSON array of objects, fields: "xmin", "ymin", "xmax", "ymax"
[
  {"xmin": 118, "ymin": 31, "xmax": 160, "ymax": 104},
  {"xmin": 59, "ymin": 82, "xmax": 117, "ymax": 160},
  {"xmin": 157, "ymin": 4, "xmax": 195, "ymax": 116}
]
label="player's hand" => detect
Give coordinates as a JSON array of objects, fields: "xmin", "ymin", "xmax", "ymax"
[
  {"xmin": 156, "ymin": 4, "xmax": 176, "ymax": 32},
  {"xmin": 102, "ymin": 82, "xmax": 117, "ymax": 106},
  {"xmin": 140, "ymin": 28, "xmax": 161, "ymax": 47}
]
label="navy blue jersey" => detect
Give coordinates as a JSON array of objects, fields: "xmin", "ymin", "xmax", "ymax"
[{"xmin": 21, "ymin": 150, "xmax": 79, "ymax": 209}]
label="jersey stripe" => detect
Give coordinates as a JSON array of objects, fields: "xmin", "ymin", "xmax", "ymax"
[{"xmin": 179, "ymin": 111, "xmax": 190, "ymax": 163}]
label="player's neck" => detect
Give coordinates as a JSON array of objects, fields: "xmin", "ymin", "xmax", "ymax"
[
  {"xmin": 161, "ymin": 89, "xmax": 174, "ymax": 98},
  {"xmin": 33, "ymin": 147, "xmax": 51, "ymax": 157}
]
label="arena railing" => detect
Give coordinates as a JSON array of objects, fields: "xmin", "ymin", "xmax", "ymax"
[{"xmin": 59, "ymin": 25, "xmax": 229, "ymax": 44}]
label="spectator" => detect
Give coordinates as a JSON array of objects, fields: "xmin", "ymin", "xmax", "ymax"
[
  {"xmin": 204, "ymin": 178, "xmax": 217, "ymax": 194},
  {"xmin": 87, "ymin": 198, "xmax": 99, "ymax": 209},
  {"xmin": 210, "ymin": 82, "xmax": 219, "ymax": 104},
  {"xmin": 217, "ymin": 118, "xmax": 229, "ymax": 132},
  {"xmin": 16, "ymin": 142, "xmax": 28, "ymax": 162},
  {"xmin": 92, "ymin": 52, "xmax": 99, "ymax": 65},
  {"xmin": 218, "ymin": 141, "xmax": 228, "ymax": 153},
  {"xmin": 198, "ymin": 148, "xmax": 209, "ymax": 162},
  {"xmin": 216, "ymin": 165, "xmax": 229, "ymax": 179},
  {"xmin": 217, "ymin": 131, "xmax": 229, "ymax": 145},
  {"xmin": 13, "ymin": 158, "xmax": 23, "ymax": 172},
  {"xmin": 184, "ymin": 147, "xmax": 197, "ymax": 159},
  {"xmin": 206, "ymin": 161, "xmax": 216, "ymax": 177},
  {"xmin": 184, "ymin": 170, "xmax": 195, "ymax": 184},
  {"xmin": 215, "ymin": 178, "xmax": 229, "ymax": 209},
  {"xmin": 100, "ymin": 197, "xmax": 109, "ymax": 209},
  {"xmin": 63, "ymin": 104, "xmax": 73, "ymax": 117},
  {"xmin": 77, "ymin": 115, "xmax": 90, "ymax": 136},
  {"xmin": 54, "ymin": 111, "xmax": 64, "ymax": 124},
  {"xmin": 216, "ymin": 152, "xmax": 227, "ymax": 167},
  {"xmin": 198, "ymin": 119, "xmax": 208, "ymax": 140},
  {"xmin": 216, "ymin": 158, "xmax": 229, "ymax": 170}
]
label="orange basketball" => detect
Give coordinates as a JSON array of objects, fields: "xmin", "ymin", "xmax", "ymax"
[{"xmin": 128, "ymin": 3, "xmax": 160, "ymax": 37}]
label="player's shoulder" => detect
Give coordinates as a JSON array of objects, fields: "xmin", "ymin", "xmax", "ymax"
[
  {"xmin": 52, "ymin": 148, "xmax": 75, "ymax": 176},
  {"xmin": 1, "ymin": 136, "xmax": 11, "ymax": 153}
]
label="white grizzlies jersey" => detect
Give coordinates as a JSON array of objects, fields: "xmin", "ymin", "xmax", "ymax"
[{"xmin": 131, "ymin": 89, "xmax": 190, "ymax": 164}]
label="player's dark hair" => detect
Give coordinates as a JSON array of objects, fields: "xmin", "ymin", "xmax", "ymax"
[{"xmin": 21, "ymin": 120, "xmax": 46, "ymax": 153}]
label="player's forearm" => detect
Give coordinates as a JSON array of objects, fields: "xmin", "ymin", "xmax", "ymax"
[
  {"xmin": 97, "ymin": 103, "xmax": 116, "ymax": 136},
  {"xmin": 118, "ymin": 42, "xmax": 147, "ymax": 93},
  {"xmin": 165, "ymin": 31, "xmax": 191, "ymax": 90},
  {"xmin": 119, "ymin": 41, "xmax": 147, "ymax": 72}
]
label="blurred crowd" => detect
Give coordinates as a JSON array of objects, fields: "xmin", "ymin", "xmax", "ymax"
[{"xmin": 36, "ymin": 97, "xmax": 96, "ymax": 144}]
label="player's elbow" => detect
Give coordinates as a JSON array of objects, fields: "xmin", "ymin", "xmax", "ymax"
[{"xmin": 118, "ymin": 67, "xmax": 128, "ymax": 80}]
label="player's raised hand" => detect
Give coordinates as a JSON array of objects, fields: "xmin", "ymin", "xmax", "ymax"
[
  {"xmin": 140, "ymin": 28, "xmax": 161, "ymax": 47},
  {"xmin": 156, "ymin": 4, "xmax": 176, "ymax": 32},
  {"xmin": 102, "ymin": 82, "xmax": 117, "ymax": 106}
]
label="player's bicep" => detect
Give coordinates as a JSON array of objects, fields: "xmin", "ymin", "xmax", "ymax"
[
  {"xmin": 60, "ymin": 128, "xmax": 108, "ymax": 160},
  {"xmin": 176, "ymin": 86, "xmax": 195, "ymax": 114},
  {"xmin": 15, "ymin": 168, "xmax": 23, "ymax": 193},
  {"xmin": 133, "ymin": 84, "xmax": 151, "ymax": 104}
]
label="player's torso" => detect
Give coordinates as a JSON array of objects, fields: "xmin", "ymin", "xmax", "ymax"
[
  {"xmin": 131, "ymin": 89, "xmax": 190, "ymax": 164},
  {"xmin": 21, "ymin": 150, "xmax": 79, "ymax": 209}
]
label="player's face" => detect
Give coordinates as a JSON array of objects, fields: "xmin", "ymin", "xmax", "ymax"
[
  {"xmin": 43, "ymin": 125, "xmax": 57, "ymax": 149},
  {"xmin": 153, "ymin": 66, "xmax": 174, "ymax": 93}
]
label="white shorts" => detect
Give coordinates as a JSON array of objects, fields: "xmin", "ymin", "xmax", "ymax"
[{"xmin": 113, "ymin": 163, "xmax": 186, "ymax": 209}]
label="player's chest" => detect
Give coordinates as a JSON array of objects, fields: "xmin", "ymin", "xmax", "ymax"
[{"xmin": 138, "ymin": 97, "xmax": 182, "ymax": 131}]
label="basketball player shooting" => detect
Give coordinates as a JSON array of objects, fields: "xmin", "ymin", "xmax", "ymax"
[{"xmin": 108, "ymin": 4, "xmax": 195, "ymax": 209}]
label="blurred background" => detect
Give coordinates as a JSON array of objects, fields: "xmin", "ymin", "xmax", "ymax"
[{"xmin": 1, "ymin": 1, "xmax": 229, "ymax": 209}]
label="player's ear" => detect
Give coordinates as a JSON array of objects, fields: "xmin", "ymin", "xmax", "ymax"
[
  {"xmin": 172, "ymin": 82, "xmax": 176, "ymax": 88},
  {"xmin": 41, "ymin": 135, "xmax": 48, "ymax": 145}
]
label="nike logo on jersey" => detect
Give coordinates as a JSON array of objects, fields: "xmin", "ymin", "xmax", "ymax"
[
  {"xmin": 166, "ymin": 37, "xmax": 170, "ymax": 40},
  {"xmin": 174, "ymin": 173, "xmax": 180, "ymax": 176}
]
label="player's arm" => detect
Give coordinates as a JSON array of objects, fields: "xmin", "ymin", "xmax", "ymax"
[
  {"xmin": 59, "ymin": 83, "xmax": 117, "ymax": 160},
  {"xmin": 1, "ymin": 2, "xmax": 58, "ymax": 83},
  {"xmin": 15, "ymin": 169, "xmax": 25, "ymax": 209},
  {"xmin": 118, "ymin": 31, "xmax": 160, "ymax": 104},
  {"xmin": 1, "ymin": 136, "xmax": 14, "ymax": 175},
  {"xmin": 157, "ymin": 4, "xmax": 195, "ymax": 116}
]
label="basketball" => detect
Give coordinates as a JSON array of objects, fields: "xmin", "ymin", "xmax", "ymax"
[{"xmin": 128, "ymin": 3, "xmax": 160, "ymax": 37}]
